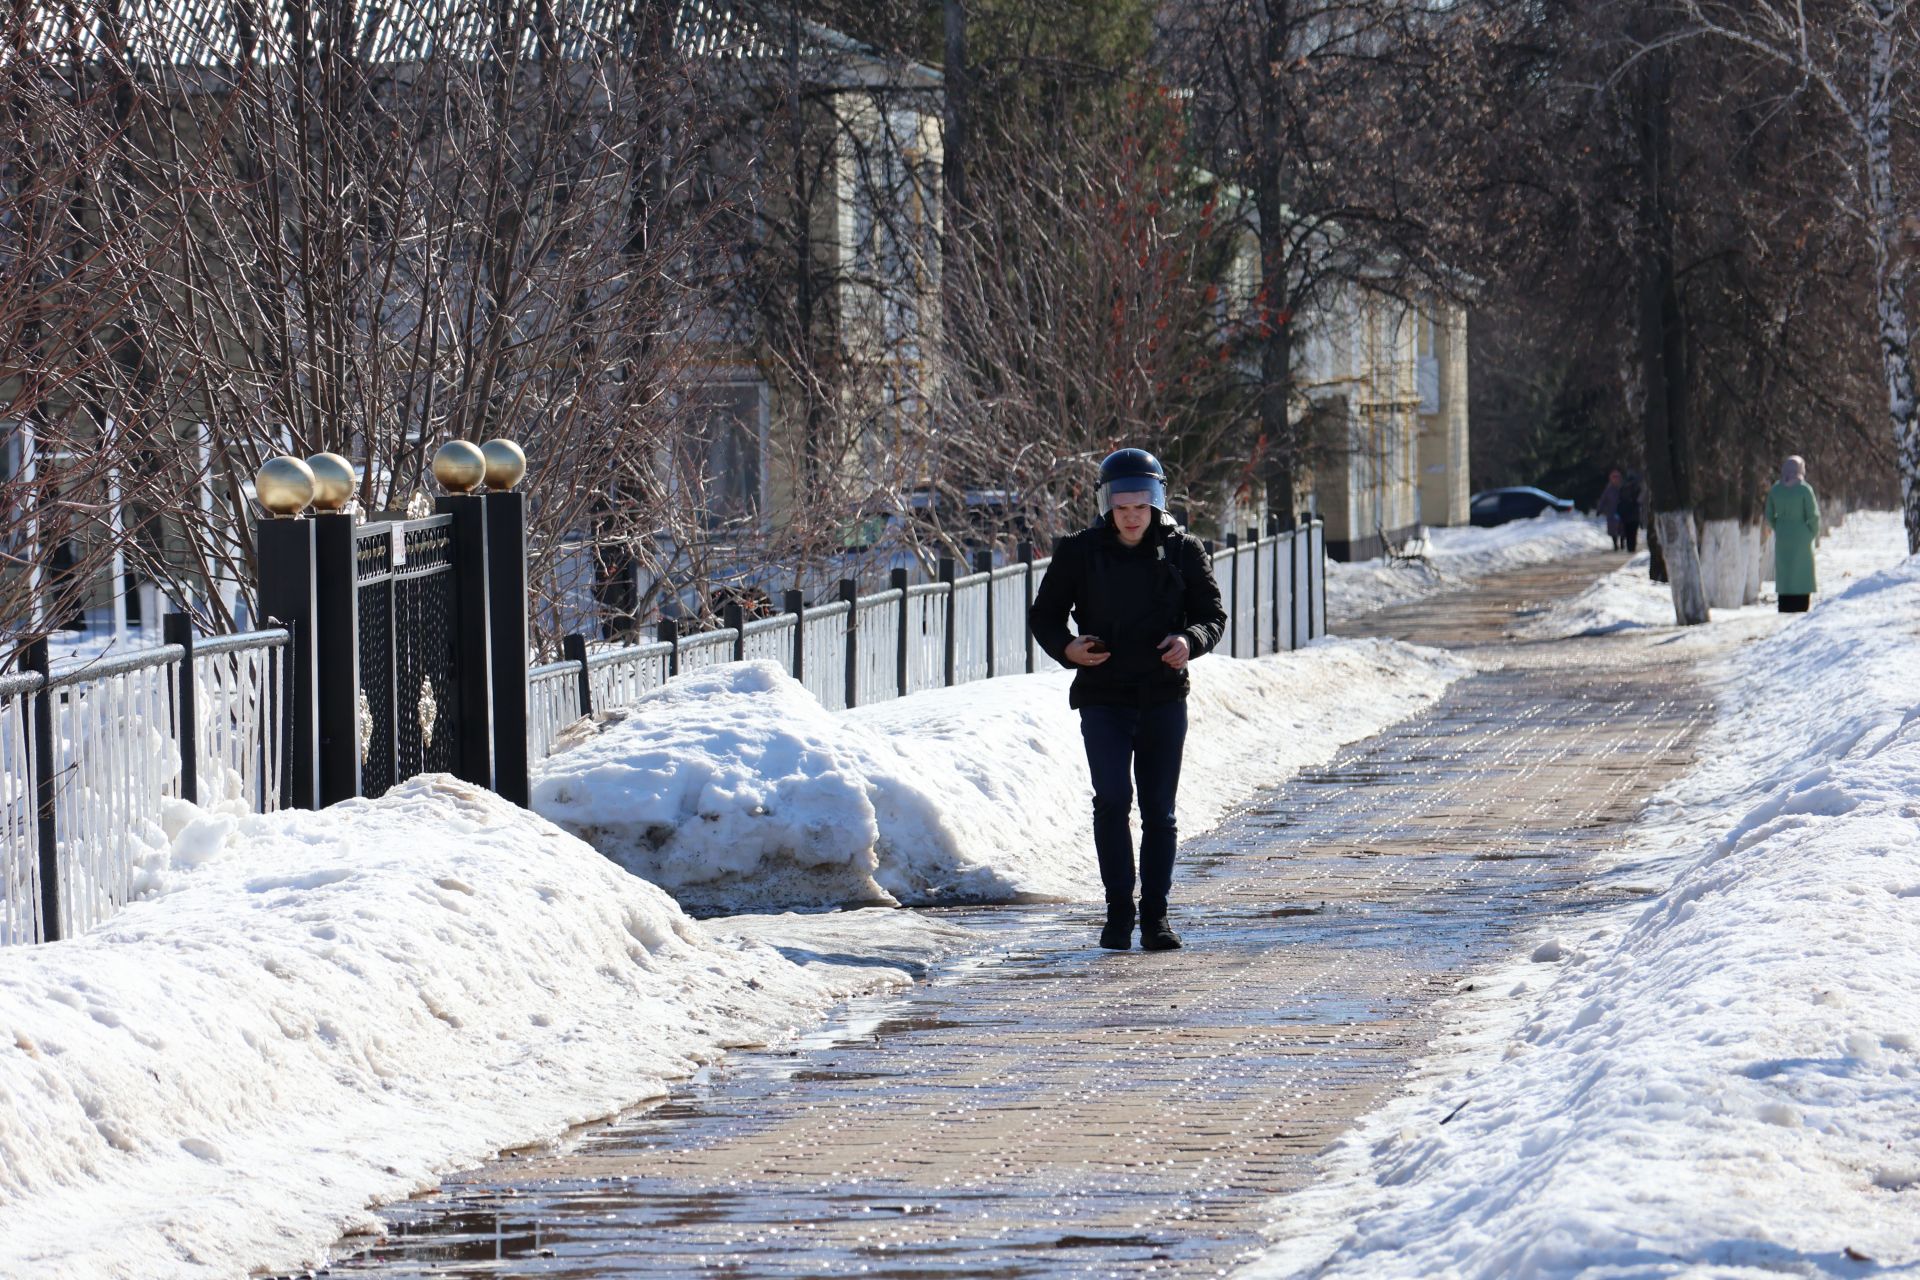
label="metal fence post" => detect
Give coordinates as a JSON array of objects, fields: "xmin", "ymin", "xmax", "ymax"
[
  {"xmin": 1312, "ymin": 517, "xmax": 1326, "ymax": 639},
  {"xmin": 1267, "ymin": 513, "xmax": 1283, "ymax": 654},
  {"xmin": 938, "ymin": 558, "xmax": 957, "ymax": 687},
  {"xmin": 658, "ymin": 617, "xmax": 680, "ymax": 677},
  {"xmin": 437, "ymin": 493, "xmax": 495, "ymax": 792},
  {"xmin": 890, "ymin": 567, "xmax": 910, "ymax": 697},
  {"xmin": 311, "ymin": 512, "xmax": 361, "ymax": 806},
  {"xmin": 1246, "ymin": 527, "xmax": 1261, "ymax": 658},
  {"xmin": 1289, "ymin": 516, "xmax": 1302, "ymax": 650},
  {"xmin": 278, "ymin": 619, "xmax": 299, "ymax": 809},
  {"xmin": 1297, "ymin": 514, "xmax": 1313, "ymax": 652},
  {"xmin": 561, "ymin": 633, "xmax": 593, "ymax": 717},
  {"xmin": 975, "ymin": 550, "xmax": 994, "ymax": 679},
  {"xmin": 163, "ymin": 613, "xmax": 199, "ymax": 806},
  {"xmin": 485, "ymin": 490, "xmax": 530, "ymax": 808},
  {"xmin": 838, "ymin": 579, "xmax": 859, "ymax": 709},
  {"xmin": 1224, "ymin": 533, "xmax": 1239, "ymax": 657},
  {"xmin": 785, "ymin": 589, "xmax": 806, "ymax": 687},
  {"xmin": 1018, "ymin": 540, "xmax": 1036, "ymax": 673},
  {"xmin": 257, "ymin": 515, "xmax": 320, "ymax": 808},
  {"xmin": 1302, "ymin": 518, "xmax": 1315, "ymax": 644},
  {"xmin": 724, "ymin": 601, "xmax": 747, "ymax": 662},
  {"xmin": 22, "ymin": 639, "xmax": 60, "ymax": 943}
]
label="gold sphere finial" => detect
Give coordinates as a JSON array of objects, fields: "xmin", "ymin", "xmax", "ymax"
[
  {"xmin": 480, "ymin": 438, "xmax": 527, "ymax": 491},
  {"xmin": 255, "ymin": 456, "xmax": 316, "ymax": 518},
  {"xmin": 431, "ymin": 440, "xmax": 486, "ymax": 494},
  {"xmin": 305, "ymin": 452, "xmax": 356, "ymax": 513}
]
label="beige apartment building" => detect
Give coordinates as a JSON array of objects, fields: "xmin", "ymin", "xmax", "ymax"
[{"xmin": 1295, "ymin": 282, "xmax": 1471, "ymax": 561}]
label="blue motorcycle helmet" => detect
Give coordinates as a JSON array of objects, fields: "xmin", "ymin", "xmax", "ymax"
[{"xmin": 1097, "ymin": 448, "xmax": 1168, "ymax": 516}]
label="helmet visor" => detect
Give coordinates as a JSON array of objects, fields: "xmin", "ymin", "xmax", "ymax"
[{"xmin": 1099, "ymin": 475, "xmax": 1167, "ymax": 516}]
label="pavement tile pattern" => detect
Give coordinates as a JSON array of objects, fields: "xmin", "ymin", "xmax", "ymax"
[{"xmin": 330, "ymin": 551, "xmax": 1712, "ymax": 1278}]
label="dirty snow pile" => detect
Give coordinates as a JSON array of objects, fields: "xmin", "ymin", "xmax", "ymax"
[
  {"xmin": 1248, "ymin": 537, "xmax": 1920, "ymax": 1277},
  {"xmin": 0, "ymin": 777, "xmax": 973, "ymax": 1280},
  {"xmin": 1513, "ymin": 510, "xmax": 1910, "ymax": 640},
  {"xmin": 1326, "ymin": 511, "xmax": 1612, "ymax": 621},
  {"xmin": 532, "ymin": 640, "xmax": 1470, "ymax": 914}
]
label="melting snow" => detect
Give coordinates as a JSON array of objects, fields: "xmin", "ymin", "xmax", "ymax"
[
  {"xmin": 1246, "ymin": 513, "xmax": 1920, "ymax": 1279},
  {"xmin": 0, "ymin": 635, "xmax": 1466, "ymax": 1279},
  {"xmin": 1326, "ymin": 511, "xmax": 1613, "ymax": 622}
]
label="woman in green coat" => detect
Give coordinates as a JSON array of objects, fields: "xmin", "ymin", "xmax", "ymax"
[{"xmin": 1765, "ymin": 455, "xmax": 1820, "ymax": 613}]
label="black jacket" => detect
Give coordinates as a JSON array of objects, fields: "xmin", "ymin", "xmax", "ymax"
[{"xmin": 1029, "ymin": 515, "xmax": 1228, "ymax": 708}]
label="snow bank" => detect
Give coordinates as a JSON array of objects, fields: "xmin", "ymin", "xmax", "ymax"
[
  {"xmin": 0, "ymin": 777, "xmax": 969, "ymax": 1280},
  {"xmin": 533, "ymin": 641, "xmax": 1471, "ymax": 914},
  {"xmin": 1327, "ymin": 512, "xmax": 1612, "ymax": 621},
  {"xmin": 1514, "ymin": 510, "xmax": 1908, "ymax": 640},
  {"xmin": 1249, "ymin": 533, "xmax": 1920, "ymax": 1278}
]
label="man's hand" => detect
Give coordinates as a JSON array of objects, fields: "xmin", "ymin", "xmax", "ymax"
[
  {"xmin": 1065, "ymin": 635, "xmax": 1110, "ymax": 667},
  {"xmin": 1157, "ymin": 634, "xmax": 1191, "ymax": 670}
]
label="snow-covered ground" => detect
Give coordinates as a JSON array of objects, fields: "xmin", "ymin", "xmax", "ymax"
[
  {"xmin": 531, "ymin": 642, "xmax": 1468, "ymax": 914},
  {"xmin": 1512, "ymin": 510, "xmax": 1908, "ymax": 640},
  {"xmin": 1326, "ymin": 512, "xmax": 1613, "ymax": 622},
  {"xmin": 0, "ymin": 778, "xmax": 977, "ymax": 1280},
  {"xmin": 1248, "ymin": 514, "xmax": 1920, "ymax": 1279},
  {"xmin": 0, "ymin": 633, "xmax": 1468, "ymax": 1280}
]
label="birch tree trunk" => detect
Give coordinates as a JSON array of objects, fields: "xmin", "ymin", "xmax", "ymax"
[
  {"xmin": 1635, "ymin": 36, "xmax": 1709, "ymax": 622},
  {"xmin": 1865, "ymin": 1, "xmax": 1920, "ymax": 554},
  {"xmin": 1656, "ymin": 511, "xmax": 1710, "ymax": 624}
]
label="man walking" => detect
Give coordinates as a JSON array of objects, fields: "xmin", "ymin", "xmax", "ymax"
[{"xmin": 1029, "ymin": 449, "xmax": 1228, "ymax": 951}]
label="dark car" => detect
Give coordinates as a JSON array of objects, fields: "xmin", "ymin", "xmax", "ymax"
[{"xmin": 1469, "ymin": 486, "xmax": 1577, "ymax": 528}]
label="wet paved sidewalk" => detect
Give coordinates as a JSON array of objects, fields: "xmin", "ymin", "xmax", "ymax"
[{"xmin": 331, "ymin": 550, "xmax": 1711, "ymax": 1278}]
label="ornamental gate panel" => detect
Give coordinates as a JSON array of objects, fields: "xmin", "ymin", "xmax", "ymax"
[{"xmin": 354, "ymin": 516, "xmax": 461, "ymax": 798}]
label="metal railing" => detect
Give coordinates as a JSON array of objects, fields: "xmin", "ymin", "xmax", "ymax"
[
  {"xmin": 3, "ymin": 519, "xmax": 1326, "ymax": 945},
  {"xmin": 1, "ymin": 623, "xmax": 290, "ymax": 945},
  {"xmin": 537, "ymin": 517, "xmax": 1329, "ymax": 739}
]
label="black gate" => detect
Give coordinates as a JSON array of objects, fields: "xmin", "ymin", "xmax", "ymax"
[
  {"xmin": 354, "ymin": 516, "xmax": 460, "ymax": 797},
  {"xmin": 256, "ymin": 488, "xmax": 528, "ymax": 810}
]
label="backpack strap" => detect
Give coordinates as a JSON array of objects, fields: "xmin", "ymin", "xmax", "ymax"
[{"xmin": 1157, "ymin": 539, "xmax": 1187, "ymax": 598}]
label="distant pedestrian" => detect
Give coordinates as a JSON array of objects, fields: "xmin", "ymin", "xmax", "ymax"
[
  {"xmin": 1617, "ymin": 472, "xmax": 1643, "ymax": 554},
  {"xmin": 1029, "ymin": 448, "xmax": 1228, "ymax": 953},
  {"xmin": 1766, "ymin": 455, "xmax": 1820, "ymax": 613},
  {"xmin": 1596, "ymin": 469, "xmax": 1625, "ymax": 550}
]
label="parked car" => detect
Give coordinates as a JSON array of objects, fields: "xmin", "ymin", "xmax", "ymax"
[{"xmin": 1468, "ymin": 486, "xmax": 1577, "ymax": 528}]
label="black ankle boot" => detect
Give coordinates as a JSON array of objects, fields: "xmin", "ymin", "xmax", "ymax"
[
  {"xmin": 1139, "ymin": 900, "xmax": 1182, "ymax": 951},
  {"xmin": 1099, "ymin": 901, "xmax": 1135, "ymax": 950}
]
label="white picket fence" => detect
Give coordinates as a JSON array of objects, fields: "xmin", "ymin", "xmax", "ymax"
[{"xmin": 527, "ymin": 521, "xmax": 1328, "ymax": 761}]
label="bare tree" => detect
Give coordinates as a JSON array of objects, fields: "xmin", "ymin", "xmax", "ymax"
[
  {"xmin": 1671, "ymin": 0, "xmax": 1920, "ymax": 552},
  {"xmin": 1157, "ymin": 0, "xmax": 1462, "ymax": 523},
  {"xmin": 1414, "ymin": 0, "xmax": 1896, "ymax": 621},
  {"xmin": 6, "ymin": 0, "xmax": 747, "ymax": 651},
  {"xmin": 0, "ymin": 27, "xmax": 175, "ymax": 651},
  {"xmin": 933, "ymin": 87, "xmax": 1252, "ymax": 544}
]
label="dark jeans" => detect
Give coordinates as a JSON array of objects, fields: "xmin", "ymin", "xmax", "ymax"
[
  {"xmin": 1621, "ymin": 519, "xmax": 1640, "ymax": 553},
  {"xmin": 1079, "ymin": 700, "xmax": 1188, "ymax": 908}
]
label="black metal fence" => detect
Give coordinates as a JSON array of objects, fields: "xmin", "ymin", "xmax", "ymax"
[
  {"xmin": 3, "ymin": 512, "xmax": 1326, "ymax": 946},
  {"xmin": 527, "ymin": 518, "xmax": 1330, "ymax": 761}
]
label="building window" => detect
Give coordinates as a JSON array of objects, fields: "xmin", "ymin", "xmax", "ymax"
[
  {"xmin": 676, "ymin": 378, "xmax": 767, "ymax": 532},
  {"xmin": 842, "ymin": 108, "xmax": 938, "ymax": 364}
]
